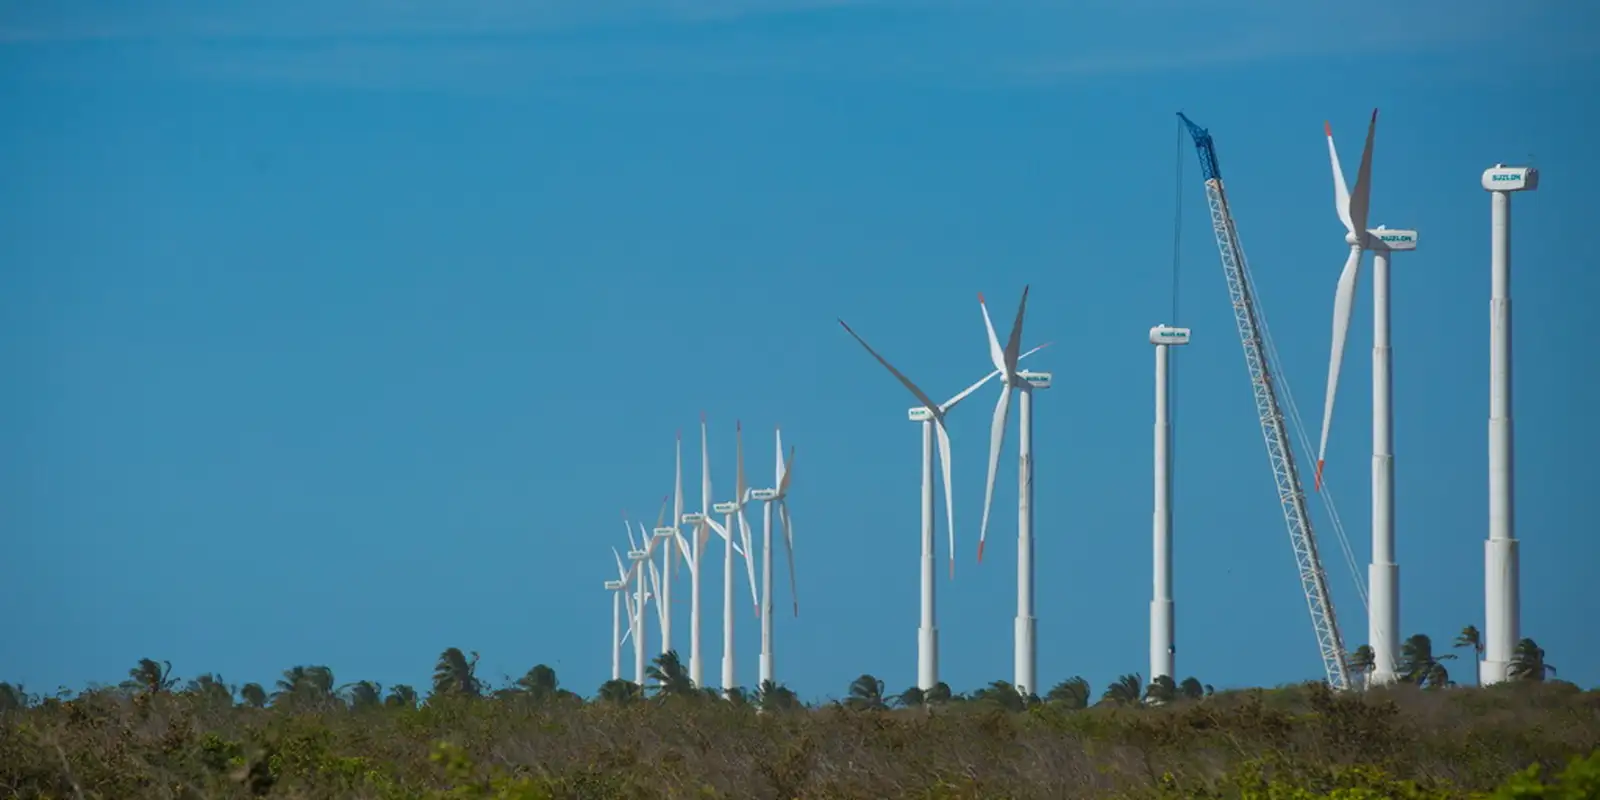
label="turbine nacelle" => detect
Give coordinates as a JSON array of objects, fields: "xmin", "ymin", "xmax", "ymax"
[
  {"xmin": 627, "ymin": 549, "xmax": 648, "ymax": 561},
  {"xmin": 1482, "ymin": 164, "xmax": 1539, "ymax": 193},
  {"xmin": 749, "ymin": 488, "xmax": 779, "ymax": 502},
  {"xmin": 652, "ymin": 526, "xmax": 677, "ymax": 540},
  {"xmin": 907, "ymin": 406, "xmax": 935, "ymax": 422},
  {"xmin": 681, "ymin": 512, "xmax": 707, "ymax": 524},
  {"xmin": 604, "ymin": 579, "xmax": 624, "ymax": 590},
  {"xmin": 712, "ymin": 501, "xmax": 738, "ymax": 515},
  {"xmin": 1150, "ymin": 325, "xmax": 1192, "ymax": 346},
  {"xmin": 1368, "ymin": 226, "xmax": 1418, "ymax": 252},
  {"xmin": 1018, "ymin": 370, "xmax": 1052, "ymax": 389}
]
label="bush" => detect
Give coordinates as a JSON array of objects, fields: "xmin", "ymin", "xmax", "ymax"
[{"xmin": 2, "ymin": 678, "xmax": 1597, "ymax": 799}]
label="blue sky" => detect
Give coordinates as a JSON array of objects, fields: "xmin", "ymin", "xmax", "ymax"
[{"xmin": 2, "ymin": 0, "xmax": 1596, "ymax": 701}]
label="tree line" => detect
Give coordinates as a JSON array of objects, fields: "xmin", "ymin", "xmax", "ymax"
[{"xmin": 0, "ymin": 629, "xmax": 1557, "ymax": 715}]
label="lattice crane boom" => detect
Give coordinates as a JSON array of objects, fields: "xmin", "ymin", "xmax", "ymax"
[{"xmin": 1177, "ymin": 112, "xmax": 1351, "ymax": 691}]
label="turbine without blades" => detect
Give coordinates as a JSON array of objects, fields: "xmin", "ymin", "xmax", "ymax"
[{"xmin": 1315, "ymin": 109, "xmax": 1377, "ymax": 492}]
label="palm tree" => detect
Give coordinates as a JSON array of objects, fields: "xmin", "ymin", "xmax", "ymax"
[
  {"xmin": 1179, "ymin": 677, "xmax": 1205, "ymax": 700},
  {"xmin": 845, "ymin": 674, "xmax": 888, "ymax": 711},
  {"xmin": 645, "ymin": 650, "xmax": 696, "ymax": 699},
  {"xmin": 1398, "ymin": 634, "xmax": 1455, "ymax": 688},
  {"xmin": 894, "ymin": 686, "xmax": 926, "ymax": 709},
  {"xmin": 753, "ymin": 680, "xmax": 800, "ymax": 712},
  {"xmin": 239, "ymin": 683, "xmax": 268, "ymax": 708},
  {"xmin": 432, "ymin": 648, "xmax": 481, "ymax": 698},
  {"xmin": 1144, "ymin": 675, "xmax": 1177, "ymax": 704},
  {"xmin": 1101, "ymin": 674, "xmax": 1142, "ymax": 705},
  {"xmin": 1423, "ymin": 662, "xmax": 1454, "ymax": 690},
  {"xmin": 1347, "ymin": 645, "xmax": 1376, "ymax": 688},
  {"xmin": 385, "ymin": 685, "xmax": 419, "ymax": 709},
  {"xmin": 122, "ymin": 658, "xmax": 176, "ymax": 695},
  {"xmin": 1453, "ymin": 625, "xmax": 1484, "ymax": 686},
  {"xmin": 1508, "ymin": 638, "xmax": 1555, "ymax": 682},
  {"xmin": 184, "ymin": 674, "xmax": 234, "ymax": 706},
  {"xmin": 0, "ymin": 683, "xmax": 31, "ymax": 711},
  {"xmin": 723, "ymin": 686, "xmax": 751, "ymax": 706},
  {"xmin": 925, "ymin": 681, "xmax": 953, "ymax": 705},
  {"xmin": 1045, "ymin": 677, "xmax": 1090, "ymax": 710},
  {"xmin": 971, "ymin": 680, "xmax": 1028, "ymax": 712},
  {"xmin": 341, "ymin": 681, "xmax": 383, "ymax": 710},
  {"xmin": 273, "ymin": 665, "xmax": 337, "ymax": 708},
  {"xmin": 596, "ymin": 679, "xmax": 643, "ymax": 704}
]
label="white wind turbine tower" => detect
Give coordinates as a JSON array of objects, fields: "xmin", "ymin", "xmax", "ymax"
[
  {"xmin": 1149, "ymin": 324, "xmax": 1190, "ymax": 689},
  {"xmin": 838, "ymin": 317, "xmax": 1050, "ymax": 691},
  {"xmin": 1315, "ymin": 110, "xmax": 1420, "ymax": 687},
  {"xmin": 750, "ymin": 427, "xmax": 798, "ymax": 689},
  {"xmin": 976, "ymin": 286, "xmax": 1052, "ymax": 697},
  {"xmin": 1480, "ymin": 162, "xmax": 1538, "ymax": 686},
  {"xmin": 679, "ymin": 414, "xmax": 756, "ymax": 689}
]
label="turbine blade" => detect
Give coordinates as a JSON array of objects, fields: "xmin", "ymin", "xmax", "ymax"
[
  {"xmin": 613, "ymin": 546, "xmax": 628, "ymax": 581},
  {"xmin": 701, "ymin": 413, "xmax": 712, "ymax": 514},
  {"xmin": 838, "ymin": 318, "xmax": 944, "ymax": 414},
  {"xmin": 735, "ymin": 420, "xmax": 747, "ymax": 505},
  {"xmin": 674, "ymin": 433, "xmax": 685, "ymax": 579},
  {"xmin": 674, "ymin": 530, "xmax": 696, "ymax": 573},
  {"xmin": 1326, "ymin": 120, "xmax": 1353, "ymax": 234},
  {"xmin": 623, "ymin": 512, "xmax": 638, "ymax": 551},
  {"xmin": 777, "ymin": 445, "xmax": 796, "ymax": 497},
  {"xmin": 1316, "ymin": 247, "xmax": 1364, "ymax": 490},
  {"xmin": 779, "ymin": 500, "xmax": 798, "ymax": 617},
  {"xmin": 737, "ymin": 508, "xmax": 759, "ymax": 617},
  {"xmin": 1002, "ymin": 286, "xmax": 1030, "ymax": 372},
  {"xmin": 654, "ymin": 494, "xmax": 669, "ymax": 530},
  {"xmin": 1348, "ymin": 109, "xmax": 1378, "ymax": 238},
  {"xmin": 978, "ymin": 293, "xmax": 1007, "ymax": 372},
  {"xmin": 934, "ymin": 417, "xmax": 956, "ymax": 579},
  {"xmin": 978, "ymin": 383, "xmax": 1013, "ymax": 562},
  {"xmin": 774, "ymin": 426, "xmax": 785, "ymax": 489}
]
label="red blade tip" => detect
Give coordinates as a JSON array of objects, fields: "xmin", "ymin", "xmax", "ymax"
[
  {"xmin": 1314, "ymin": 460, "xmax": 1326, "ymax": 491},
  {"xmin": 977, "ymin": 292, "xmax": 986, "ymax": 304},
  {"xmin": 976, "ymin": 540, "xmax": 986, "ymax": 563},
  {"xmin": 1324, "ymin": 121, "xmax": 1332, "ymax": 136}
]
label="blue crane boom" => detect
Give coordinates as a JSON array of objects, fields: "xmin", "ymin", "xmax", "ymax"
[{"xmin": 1177, "ymin": 112, "xmax": 1352, "ymax": 691}]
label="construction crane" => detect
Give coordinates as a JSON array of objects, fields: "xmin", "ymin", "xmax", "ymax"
[{"xmin": 1177, "ymin": 112, "xmax": 1352, "ymax": 691}]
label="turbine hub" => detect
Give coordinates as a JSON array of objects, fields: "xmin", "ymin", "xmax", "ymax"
[{"xmin": 1345, "ymin": 230, "xmax": 1360, "ymax": 247}]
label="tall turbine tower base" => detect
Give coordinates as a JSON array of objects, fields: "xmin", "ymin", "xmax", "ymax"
[
  {"xmin": 1367, "ymin": 563, "xmax": 1399, "ymax": 685},
  {"xmin": 1014, "ymin": 616, "xmax": 1036, "ymax": 696},
  {"xmin": 759, "ymin": 655, "xmax": 774, "ymax": 689},
  {"xmin": 1482, "ymin": 539, "xmax": 1519, "ymax": 684},
  {"xmin": 1149, "ymin": 599, "xmax": 1174, "ymax": 683},
  {"xmin": 918, "ymin": 628, "xmax": 938, "ymax": 691}
]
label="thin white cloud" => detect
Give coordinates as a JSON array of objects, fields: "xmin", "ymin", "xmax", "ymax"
[{"xmin": 2, "ymin": 0, "xmax": 1592, "ymax": 89}]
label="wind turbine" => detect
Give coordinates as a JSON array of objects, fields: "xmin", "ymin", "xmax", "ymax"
[
  {"xmin": 709, "ymin": 421, "xmax": 760, "ymax": 694},
  {"xmin": 838, "ymin": 317, "xmax": 1050, "ymax": 691},
  {"xmin": 621, "ymin": 513, "xmax": 656, "ymax": 685},
  {"xmin": 1149, "ymin": 324, "xmax": 1191, "ymax": 688},
  {"xmin": 607, "ymin": 545, "xmax": 646, "ymax": 681},
  {"xmin": 975, "ymin": 286, "xmax": 1052, "ymax": 697},
  {"xmin": 750, "ymin": 427, "xmax": 798, "ymax": 688},
  {"xmin": 1479, "ymin": 162, "xmax": 1538, "ymax": 686},
  {"xmin": 1317, "ymin": 110, "xmax": 1420, "ymax": 686}
]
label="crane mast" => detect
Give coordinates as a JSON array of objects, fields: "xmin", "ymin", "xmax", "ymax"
[{"xmin": 1177, "ymin": 113, "xmax": 1351, "ymax": 691}]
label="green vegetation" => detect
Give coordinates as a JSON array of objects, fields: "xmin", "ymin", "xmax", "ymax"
[{"xmin": 2, "ymin": 633, "xmax": 1594, "ymax": 799}]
